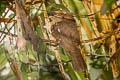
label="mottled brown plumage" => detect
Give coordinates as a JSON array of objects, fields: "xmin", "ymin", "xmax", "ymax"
[{"xmin": 51, "ymin": 15, "xmax": 87, "ymax": 71}]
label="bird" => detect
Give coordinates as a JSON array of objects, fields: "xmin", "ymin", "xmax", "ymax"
[{"xmin": 50, "ymin": 11, "xmax": 87, "ymax": 72}]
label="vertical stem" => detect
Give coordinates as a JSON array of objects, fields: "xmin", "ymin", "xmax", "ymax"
[
  {"xmin": 4, "ymin": 50, "xmax": 23, "ymax": 80},
  {"xmin": 41, "ymin": 1, "xmax": 67, "ymax": 80}
]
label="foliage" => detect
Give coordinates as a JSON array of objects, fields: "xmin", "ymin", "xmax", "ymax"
[{"xmin": 0, "ymin": 0, "xmax": 120, "ymax": 80}]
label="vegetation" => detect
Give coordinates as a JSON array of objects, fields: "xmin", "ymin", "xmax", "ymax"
[{"xmin": 0, "ymin": 0, "xmax": 120, "ymax": 80}]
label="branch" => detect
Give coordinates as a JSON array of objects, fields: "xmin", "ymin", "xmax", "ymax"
[
  {"xmin": 42, "ymin": 0, "xmax": 67, "ymax": 79},
  {"xmin": 20, "ymin": 60, "xmax": 72, "ymax": 67},
  {"xmin": 86, "ymin": 54, "xmax": 110, "ymax": 59},
  {"xmin": 4, "ymin": 49, "xmax": 23, "ymax": 80},
  {"xmin": 0, "ymin": 30, "xmax": 17, "ymax": 37},
  {"xmin": 81, "ymin": 29, "xmax": 120, "ymax": 43},
  {"xmin": 0, "ymin": 18, "xmax": 16, "ymax": 23}
]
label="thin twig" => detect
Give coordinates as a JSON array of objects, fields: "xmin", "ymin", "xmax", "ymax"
[
  {"xmin": 61, "ymin": 0, "xmax": 69, "ymax": 9},
  {"xmin": 0, "ymin": 9, "xmax": 10, "ymax": 38},
  {"xmin": 4, "ymin": 50, "xmax": 23, "ymax": 80},
  {"xmin": 0, "ymin": 22, "xmax": 15, "ymax": 43},
  {"xmin": 86, "ymin": 54, "xmax": 110, "ymax": 59},
  {"xmin": 20, "ymin": 60, "xmax": 72, "ymax": 67},
  {"xmin": 80, "ymin": 29, "xmax": 120, "ymax": 43},
  {"xmin": 0, "ymin": 30, "xmax": 17, "ymax": 37}
]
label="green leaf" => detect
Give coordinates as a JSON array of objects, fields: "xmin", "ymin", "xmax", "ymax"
[
  {"xmin": 9, "ymin": 13, "xmax": 14, "ymax": 18},
  {"xmin": 89, "ymin": 68, "xmax": 102, "ymax": 80},
  {"xmin": 0, "ymin": 1, "xmax": 6, "ymax": 18},
  {"xmin": 100, "ymin": 0, "xmax": 116, "ymax": 15},
  {"xmin": 67, "ymin": 64, "xmax": 78, "ymax": 80},
  {"xmin": 0, "ymin": 46, "xmax": 7, "ymax": 66},
  {"xmin": 57, "ymin": 4, "xmax": 68, "ymax": 10},
  {"xmin": 103, "ymin": 67, "xmax": 113, "ymax": 80},
  {"xmin": 58, "ymin": 47, "xmax": 69, "ymax": 60},
  {"xmin": 77, "ymin": 71, "xmax": 86, "ymax": 80},
  {"xmin": 21, "ymin": 63, "xmax": 28, "ymax": 80}
]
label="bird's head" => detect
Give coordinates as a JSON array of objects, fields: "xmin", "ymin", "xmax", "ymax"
[{"xmin": 49, "ymin": 10, "xmax": 74, "ymax": 26}]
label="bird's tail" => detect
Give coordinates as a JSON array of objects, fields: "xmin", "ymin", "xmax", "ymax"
[{"xmin": 70, "ymin": 47, "xmax": 87, "ymax": 72}]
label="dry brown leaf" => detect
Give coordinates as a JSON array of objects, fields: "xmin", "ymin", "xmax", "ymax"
[{"xmin": 109, "ymin": 35, "xmax": 119, "ymax": 78}]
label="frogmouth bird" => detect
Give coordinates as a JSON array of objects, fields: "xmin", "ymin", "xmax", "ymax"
[{"xmin": 50, "ymin": 11, "xmax": 87, "ymax": 72}]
